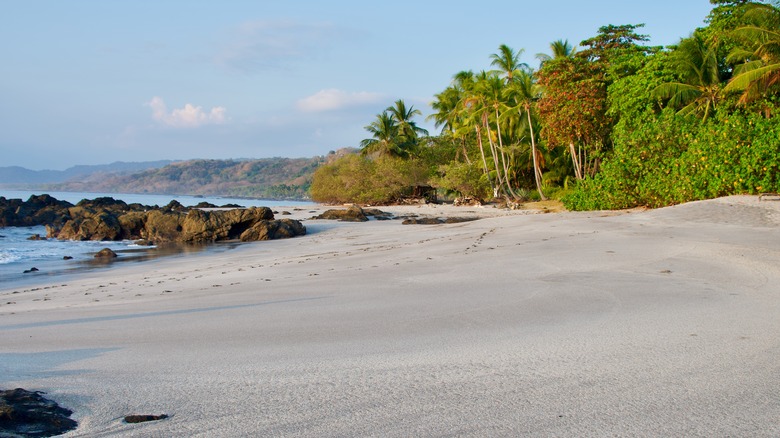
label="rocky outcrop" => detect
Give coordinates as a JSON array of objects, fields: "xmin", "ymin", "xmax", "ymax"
[
  {"xmin": 314, "ymin": 205, "xmax": 369, "ymax": 222},
  {"xmin": 52, "ymin": 206, "xmax": 305, "ymax": 243},
  {"xmin": 1, "ymin": 194, "xmax": 306, "ymax": 243},
  {"xmin": 0, "ymin": 388, "xmax": 78, "ymax": 437},
  {"xmin": 0, "ymin": 194, "xmax": 75, "ymax": 228}
]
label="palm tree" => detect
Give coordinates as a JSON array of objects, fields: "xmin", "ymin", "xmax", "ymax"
[
  {"xmin": 473, "ymin": 72, "xmax": 524, "ymax": 200},
  {"xmin": 490, "ymin": 44, "xmax": 529, "ymax": 83},
  {"xmin": 429, "ymin": 84, "xmax": 472, "ymax": 164},
  {"xmin": 506, "ymin": 69, "xmax": 546, "ymax": 200},
  {"xmin": 360, "ymin": 112, "xmax": 405, "ymax": 158},
  {"xmin": 653, "ymin": 34, "xmax": 724, "ymax": 120},
  {"xmin": 536, "ymin": 39, "xmax": 577, "ymax": 65},
  {"xmin": 455, "ymin": 70, "xmax": 496, "ymax": 194},
  {"xmin": 386, "ymin": 99, "xmax": 428, "ymax": 144},
  {"xmin": 725, "ymin": 3, "xmax": 780, "ymax": 105}
]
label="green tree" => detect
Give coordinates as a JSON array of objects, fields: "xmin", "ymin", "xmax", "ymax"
[
  {"xmin": 536, "ymin": 39, "xmax": 577, "ymax": 65},
  {"xmin": 725, "ymin": 2, "xmax": 780, "ymax": 104},
  {"xmin": 490, "ymin": 44, "xmax": 529, "ymax": 82},
  {"xmin": 537, "ymin": 57, "xmax": 610, "ymax": 180},
  {"xmin": 654, "ymin": 34, "xmax": 724, "ymax": 120},
  {"xmin": 506, "ymin": 69, "xmax": 546, "ymax": 199},
  {"xmin": 386, "ymin": 99, "xmax": 428, "ymax": 147}
]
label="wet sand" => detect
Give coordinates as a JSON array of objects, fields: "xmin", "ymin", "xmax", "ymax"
[{"xmin": 1, "ymin": 196, "xmax": 779, "ymax": 436}]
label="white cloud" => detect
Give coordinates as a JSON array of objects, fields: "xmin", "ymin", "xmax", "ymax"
[
  {"xmin": 147, "ymin": 96, "xmax": 227, "ymax": 128},
  {"xmin": 296, "ymin": 89, "xmax": 385, "ymax": 112}
]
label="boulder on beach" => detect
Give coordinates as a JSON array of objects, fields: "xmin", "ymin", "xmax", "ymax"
[
  {"xmin": 0, "ymin": 388, "xmax": 78, "ymax": 437},
  {"xmin": 239, "ymin": 218, "xmax": 307, "ymax": 241},
  {"xmin": 124, "ymin": 414, "xmax": 169, "ymax": 424},
  {"xmin": 94, "ymin": 248, "xmax": 118, "ymax": 258},
  {"xmin": 314, "ymin": 205, "xmax": 369, "ymax": 222}
]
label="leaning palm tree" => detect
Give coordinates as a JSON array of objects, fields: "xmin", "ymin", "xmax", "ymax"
[
  {"xmin": 653, "ymin": 34, "xmax": 723, "ymax": 120},
  {"xmin": 429, "ymin": 84, "xmax": 472, "ymax": 164},
  {"xmin": 724, "ymin": 3, "xmax": 780, "ymax": 104},
  {"xmin": 536, "ymin": 39, "xmax": 577, "ymax": 65},
  {"xmin": 360, "ymin": 112, "xmax": 405, "ymax": 158},
  {"xmin": 505, "ymin": 69, "xmax": 546, "ymax": 200}
]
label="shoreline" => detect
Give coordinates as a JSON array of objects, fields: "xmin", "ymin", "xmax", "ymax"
[
  {"xmin": 0, "ymin": 202, "xmax": 545, "ymax": 290},
  {"xmin": 2, "ymin": 196, "xmax": 780, "ymax": 436}
]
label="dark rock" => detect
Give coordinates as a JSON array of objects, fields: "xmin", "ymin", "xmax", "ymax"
[
  {"xmin": 240, "ymin": 218, "xmax": 306, "ymax": 241},
  {"xmin": 363, "ymin": 208, "xmax": 393, "ymax": 219},
  {"xmin": 314, "ymin": 205, "xmax": 368, "ymax": 222},
  {"xmin": 192, "ymin": 202, "xmax": 218, "ymax": 209},
  {"xmin": 56, "ymin": 209, "xmax": 122, "ymax": 241},
  {"xmin": 124, "ymin": 414, "xmax": 169, "ymax": 424},
  {"xmin": 94, "ymin": 248, "xmax": 118, "ymax": 258},
  {"xmin": 402, "ymin": 217, "xmax": 478, "ymax": 225},
  {"xmin": 8, "ymin": 195, "xmax": 305, "ymax": 244},
  {"xmin": 23, "ymin": 267, "xmax": 39, "ymax": 274},
  {"xmin": 180, "ymin": 207, "xmax": 275, "ymax": 243},
  {"xmin": 27, "ymin": 234, "xmax": 45, "ymax": 241},
  {"xmin": 444, "ymin": 217, "xmax": 479, "ymax": 224},
  {"xmin": 77, "ymin": 196, "xmax": 128, "ymax": 211},
  {"xmin": 63, "ymin": 256, "xmax": 73, "ymax": 260},
  {"xmin": 402, "ymin": 217, "xmax": 444, "ymax": 225},
  {"xmin": 220, "ymin": 203, "xmax": 242, "ymax": 209},
  {"xmin": 162, "ymin": 200, "xmax": 187, "ymax": 213},
  {"xmin": 281, "ymin": 211, "xmax": 291, "ymax": 215},
  {"xmin": 0, "ymin": 388, "xmax": 78, "ymax": 437}
]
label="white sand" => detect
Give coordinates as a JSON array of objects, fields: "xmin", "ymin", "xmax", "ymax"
[{"xmin": 2, "ymin": 196, "xmax": 780, "ymax": 437}]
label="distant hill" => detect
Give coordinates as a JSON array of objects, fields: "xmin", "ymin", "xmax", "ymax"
[
  {"xmin": 0, "ymin": 160, "xmax": 174, "ymax": 185},
  {"xmin": 44, "ymin": 151, "xmax": 357, "ymax": 200}
]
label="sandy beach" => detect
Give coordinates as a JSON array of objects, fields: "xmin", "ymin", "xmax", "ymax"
[{"xmin": 2, "ymin": 195, "xmax": 779, "ymax": 437}]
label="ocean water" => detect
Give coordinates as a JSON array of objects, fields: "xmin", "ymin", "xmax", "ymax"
[{"xmin": 0, "ymin": 190, "xmax": 314, "ymax": 286}]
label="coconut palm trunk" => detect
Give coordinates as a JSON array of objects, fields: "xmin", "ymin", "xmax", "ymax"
[
  {"xmin": 474, "ymin": 125, "xmax": 496, "ymax": 197},
  {"xmin": 526, "ymin": 106, "xmax": 546, "ymax": 200},
  {"xmin": 569, "ymin": 142, "xmax": 583, "ymax": 180}
]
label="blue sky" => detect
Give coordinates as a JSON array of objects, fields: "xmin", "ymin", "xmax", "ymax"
[{"xmin": 1, "ymin": 1, "xmax": 714, "ymax": 170}]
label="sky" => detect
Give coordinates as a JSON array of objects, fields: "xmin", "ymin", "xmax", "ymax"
[{"xmin": 1, "ymin": 1, "xmax": 715, "ymax": 170}]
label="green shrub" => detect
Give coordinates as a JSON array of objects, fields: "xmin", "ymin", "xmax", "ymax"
[
  {"xmin": 563, "ymin": 109, "xmax": 780, "ymax": 210},
  {"xmin": 430, "ymin": 161, "xmax": 491, "ymax": 200},
  {"xmin": 310, "ymin": 154, "xmax": 430, "ymax": 204}
]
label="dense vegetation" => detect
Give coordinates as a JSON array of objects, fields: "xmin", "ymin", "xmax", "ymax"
[{"xmin": 311, "ymin": 0, "xmax": 780, "ymax": 209}]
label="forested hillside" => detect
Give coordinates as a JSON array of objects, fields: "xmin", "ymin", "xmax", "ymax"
[{"xmin": 51, "ymin": 153, "xmax": 352, "ymax": 200}]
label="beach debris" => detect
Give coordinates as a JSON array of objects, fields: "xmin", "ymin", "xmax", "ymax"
[
  {"xmin": 0, "ymin": 388, "xmax": 78, "ymax": 437},
  {"xmin": 453, "ymin": 197, "xmax": 483, "ymax": 206},
  {"xmin": 124, "ymin": 414, "xmax": 169, "ymax": 424},
  {"xmin": 22, "ymin": 267, "xmax": 39, "ymax": 274},
  {"xmin": 94, "ymin": 248, "xmax": 118, "ymax": 258}
]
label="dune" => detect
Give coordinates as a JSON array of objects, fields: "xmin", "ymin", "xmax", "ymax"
[{"xmin": 1, "ymin": 195, "xmax": 779, "ymax": 436}]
